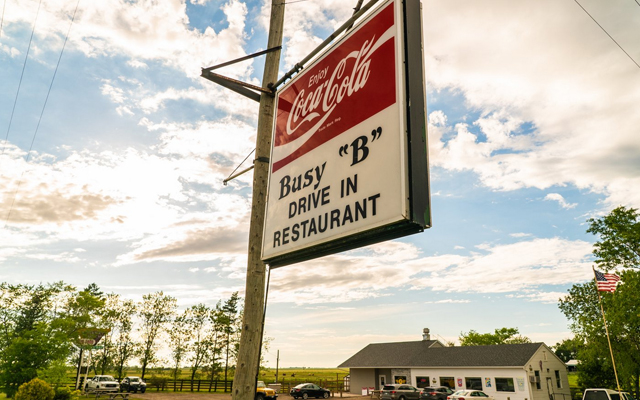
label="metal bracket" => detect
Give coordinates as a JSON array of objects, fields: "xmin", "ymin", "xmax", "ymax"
[{"xmin": 200, "ymin": 46, "xmax": 282, "ymax": 102}]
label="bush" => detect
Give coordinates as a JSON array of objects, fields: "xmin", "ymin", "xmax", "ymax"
[
  {"xmin": 53, "ymin": 386, "xmax": 77, "ymax": 400},
  {"xmin": 15, "ymin": 378, "xmax": 54, "ymax": 400}
]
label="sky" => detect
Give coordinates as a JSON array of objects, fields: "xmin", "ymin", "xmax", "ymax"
[{"xmin": 1, "ymin": 0, "xmax": 639, "ymax": 369}]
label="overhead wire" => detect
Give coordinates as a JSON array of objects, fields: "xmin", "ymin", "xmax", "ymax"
[
  {"xmin": 1, "ymin": 0, "xmax": 43, "ymax": 156},
  {"xmin": 573, "ymin": 0, "xmax": 640, "ymax": 70},
  {"xmin": 3, "ymin": 0, "xmax": 82, "ymax": 228},
  {"xmin": 0, "ymin": 0, "xmax": 6, "ymax": 41}
]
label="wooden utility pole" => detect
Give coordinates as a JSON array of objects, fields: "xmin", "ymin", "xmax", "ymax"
[{"xmin": 232, "ymin": 1, "xmax": 285, "ymax": 400}]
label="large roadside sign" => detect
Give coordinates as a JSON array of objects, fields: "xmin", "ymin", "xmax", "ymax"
[{"xmin": 262, "ymin": 0, "xmax": 430, "ymax": 267}]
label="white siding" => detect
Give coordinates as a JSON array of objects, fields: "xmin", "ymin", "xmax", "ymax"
[
  {"xmin": 411, "ymin": 367, "xmax": 530, "ymax": 400},
  {"xmin": 524, "ymin": 345, "xmax": 572, "ymax": 400}
]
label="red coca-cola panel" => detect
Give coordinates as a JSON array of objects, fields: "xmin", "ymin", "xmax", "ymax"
[{"xmin": 272, "ymin": 2, "xmax": 397, "ymax": 172}]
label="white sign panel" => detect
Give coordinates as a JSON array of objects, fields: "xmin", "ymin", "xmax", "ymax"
[{"xmin": 262, "ymin": 0, "xmax": 427, "ymax": 266}]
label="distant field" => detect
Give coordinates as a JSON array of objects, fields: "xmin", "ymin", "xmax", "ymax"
[{"xmin": 259, "ymin": 368, "xmax": 350, "ymax": 384}]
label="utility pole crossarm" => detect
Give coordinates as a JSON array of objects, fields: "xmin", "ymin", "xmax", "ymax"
[{"xmin": 200, "ymin": 46, "xmax": 282, "ymax": 102}]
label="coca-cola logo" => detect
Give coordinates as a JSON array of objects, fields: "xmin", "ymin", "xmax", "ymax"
[{"xmin": 272, "ymin": 1, "xmax": 397, "ymax": 172}]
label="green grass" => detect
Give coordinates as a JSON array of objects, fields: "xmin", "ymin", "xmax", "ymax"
[
  {"xmin": 568, "ymin": 373, "xmax": 578, "ymax": 388},
  {"xmin": 259, "ymin": 368, "xmax": 350, "ymax": 383}
]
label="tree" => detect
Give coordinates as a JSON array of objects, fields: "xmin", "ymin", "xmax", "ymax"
[
  {"xmin": 204, "ymin": 302, "xmax": 225, "ymax": 382},
  {"xmin": 220, "ymin": 292, "xmax": 240, "ymax": 381},
  {"xmin": 559, "ymin": 270, "xmax": 640, "ymax": 395},
  {"xmin": 138, "ymin": 291, "xmax": 177, "ymax": 379},
  {"xmin": 552, "ymin": 337, "xmax": 583, "ymax": 363},
  {"xmin": 587, "ymin": 206, "xmax": 640, "ymax": 270},
  {"xmin": 0, "ymin": 282, "xmax": 75, "ymax": 398},
  {"xmin": 186, "ymin": 304, "xmax": 212, "ymax": 383},
  {"xmin": 459, "ymin": 327, "xmax": 531, "ymax": 346},
  {"xmin": 169, "ymin": 310, "xmax": 191, "ymax": 379},
  {"xmin": 111, "ymin": 297, "xmax": 139, "ymax": 380}
]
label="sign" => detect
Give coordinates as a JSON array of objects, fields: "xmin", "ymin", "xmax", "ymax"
[
  {"xmin": 262, "ymin": 0, "xmax": 430, "ymax": 266},
  {"xmin": 77, "ymin": 328, "xmax": 110, "ymax": 349}
]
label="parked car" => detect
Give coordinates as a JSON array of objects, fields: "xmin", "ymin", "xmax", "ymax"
[
  {"xmin": 120, "ymin": 376, "xmax": 146, "ymax": 393},
  {"xmin": 257, "ymin": 381, "xmax": 278, "ymax": 400},
  {"xmin": 85, "ymin": 375, "xmax": 119, "ymax": 393},
  {"xmin": 420, "ymin": 387, "xmax": 454, "ymax": 400},
  {"xmin": 447, "ymin": 390, "xmax": 493, "ymax": 400},
  {"xmin": 381, "ymin": 384, "xmax": 421, "ymax": 400},
  {"xmin": 583, "ymin": 389, "xmax": 635, "ymax": 400},
  {"xmin": 290, "ymin": 383, "xmax": 330, "ymax": 399}
]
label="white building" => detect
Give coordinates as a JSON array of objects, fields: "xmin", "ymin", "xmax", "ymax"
[{"xmin": 338, "ymin": 335, "xmax": 571, "ymax": 400}]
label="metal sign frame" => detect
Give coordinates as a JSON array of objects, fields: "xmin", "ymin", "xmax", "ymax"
[{"xmin": 262, "ymin": 0, "xmax": 430, "ymax": 267}]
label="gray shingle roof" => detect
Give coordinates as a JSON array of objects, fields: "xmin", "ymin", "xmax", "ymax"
[{"xmin": 338, "ymin": 341, "xmax": 544, "ymax": 368}]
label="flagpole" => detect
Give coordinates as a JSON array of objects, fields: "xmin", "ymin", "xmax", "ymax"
[{"xmin": 592, "ymin": 266, "xmax": 622, "ymax": 394}]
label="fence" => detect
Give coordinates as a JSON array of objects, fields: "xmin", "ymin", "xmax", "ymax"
[{"xmin": 66, "ymin": 376, "xmax": 348, "ymax": 395}]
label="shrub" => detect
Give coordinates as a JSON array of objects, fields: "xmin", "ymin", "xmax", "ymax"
[
  {"xmin": 53, "ymin": 386, "xmax": 77, "ymax": 400},
  {"xmin": 15, "ymin": 378, "xmax": 54, "ymax": 400}
]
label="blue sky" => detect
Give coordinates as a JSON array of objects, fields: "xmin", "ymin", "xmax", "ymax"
[{"xmin": 1, "ymin": 0, "xmax": 640, "ymax": 368}]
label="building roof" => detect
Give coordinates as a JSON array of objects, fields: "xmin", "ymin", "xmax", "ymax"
[{"xmin": 338, "ymin": 341, "xmax": 545, "ymax": 368}]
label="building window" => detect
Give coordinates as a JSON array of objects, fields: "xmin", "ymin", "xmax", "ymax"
[
  {"xmin": 416, "ymin": 377, "xmax": 430, "ymax": 389},
  {"xmin": 395, "ymin": 376, "xmax": 407, "ymax": 384},
  {"xmin": 534, "ymin": 371, "xmax": 541, "ymax": 390},
  {"xmin": 495, "ymin": 378, "xmax": 515, "ymax": 392},
  {"xmin": 555, "ymin": 371, "xmax": 561, "ymax": 388},
  {"xmin": 440, "ymin": 377, "xmax": 455, "ymax": 389},
  {"xmin": 466, "ymin": 378, "xmax": 482, "ymax": 390}
]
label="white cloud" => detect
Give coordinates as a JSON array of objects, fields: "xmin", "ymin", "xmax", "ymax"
[
  {"xmin": 510, "ymin": 233, "xmax": 532, "ymax": 238},
  {"xmin": 268, "ymin": 237, "xmax": 593, "ymax": 305},
  {"xmin": 424, "ymin": 299, "xmax": 471, "ymax": 304},
  {"xmin": 423, "ymin": 0, "xmax": 640, "ymax": 209},
  {"xmin": 544, "ymin": 193, "xmax": 577, "ymax": 209},
  {"xmin": 127, "ymin": 60, "xmax": 148, "ymax": 69}
]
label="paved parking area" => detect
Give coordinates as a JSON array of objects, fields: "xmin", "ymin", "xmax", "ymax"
[{"xmin": 123, "ymin": 393, "xmax": 370, "ymax": 400}]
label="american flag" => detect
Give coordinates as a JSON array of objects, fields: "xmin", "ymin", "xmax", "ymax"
[{"xmin": 595, "ymin": 270, "xmax": 621, "ymax": 292}]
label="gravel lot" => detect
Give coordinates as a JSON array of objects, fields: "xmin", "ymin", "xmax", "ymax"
[{"xmin": 111, "ymin": 392, "xmax": 370, "ymax": 400}]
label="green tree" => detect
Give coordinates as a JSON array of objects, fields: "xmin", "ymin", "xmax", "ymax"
[
  {"xmin": 459, "ymin": 327, "xmax": 531, "ymax": 346},
  {"xmin": 187, "ymin": 304, "xmax": 212, "ymax": 383},
  {"xmin": 221, "ymin": 292, "xmax": 240, "ymax": 381},
  {"xmin": 138, "ymin": 291, "xmax": 177, "ymax": 379},
  {"xmin": 552, "ymin": 337, "xmax": 583, "ymax": 363},
  {"xmin": 204, "ymin": 302, "xmax": 225, "ymax": 382},
  {"xmin": 587, "ymin": 206, "xmax": 640, "ymax": 270},
  {"xmin": 0, "ymin": 282, "xmax": 75, "ymax": 398},
  {"xmin": 111, "ymin": 297, "xmax": 139, "ymax": 380},
  {"xmin": 169, "ymin": 310, "xmax": 190, "ymax": 379},
  {"xmin": 559, "ymin": 270, "xmax": 640, "ymax": 395}
]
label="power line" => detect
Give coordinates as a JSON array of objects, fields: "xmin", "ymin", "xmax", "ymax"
[
  {"xmin": 1, "ymin": 0, "xmax": 43, "ymax": 155},
  {"xmin": 4, "ymin": 0, "xmax": 81, "ymax": 228},
  {"xmin": 573, "ymin": 0, "xmax": 640, "ymax": 70},
  {"xmin": 0, "ymin": 0, "xmax": 6, "ymax": 41}
]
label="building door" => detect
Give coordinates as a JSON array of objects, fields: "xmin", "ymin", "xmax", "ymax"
[{"xmin": 546, "ymin": 377, "xmax": 554, "ymax": 400}]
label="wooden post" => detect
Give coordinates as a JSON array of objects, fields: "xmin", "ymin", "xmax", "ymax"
[
  {"xmin": 592, "ymin": 267, "xmax": 622, "ymax": 394},
  {"xmin": 231, "ymin": 1, "xmax": 285, "ymax": 399}
]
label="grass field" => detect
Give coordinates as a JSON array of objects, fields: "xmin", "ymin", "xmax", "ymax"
[{"xmin": 258, "ymin": 368, "xmax": 350, "ymax": 384}]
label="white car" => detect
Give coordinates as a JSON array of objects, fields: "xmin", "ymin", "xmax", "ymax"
[
  {"xmin": 447, "ymin": 390, "xmax": 494, "ymax": 400},
  {"xmin": 85, "ymin": 375, "xmax": 120, "ymax": 393}
]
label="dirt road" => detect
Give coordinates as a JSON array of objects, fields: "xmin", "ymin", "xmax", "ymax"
[{"xmin": 123, "ymin": 392, "xmax": 370, "ymax": 400}]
